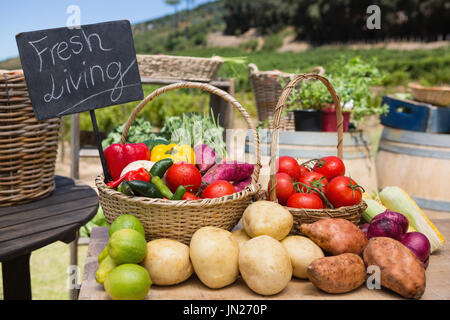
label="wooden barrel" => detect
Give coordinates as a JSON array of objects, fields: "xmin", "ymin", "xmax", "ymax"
[
  {"xmin": 376, "ymin": 127, "xmax": 450, "ymax": 213},
  {"xmin": 241, "ymin": 129, "xmax": 378, "ymax": 193}
]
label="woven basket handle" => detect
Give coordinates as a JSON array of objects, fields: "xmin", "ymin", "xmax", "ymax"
[
  {"xmin": 269, "ymin": 73, "xmax": 343, "ymax": 202},
  {"xmin": 120, "ymin": 81, "xmax": 261, "ymax": 186}
]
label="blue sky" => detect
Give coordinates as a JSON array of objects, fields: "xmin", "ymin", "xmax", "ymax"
[{"xmin": 0, "ymin": 0, "xmax": 214, "ymax": 61}]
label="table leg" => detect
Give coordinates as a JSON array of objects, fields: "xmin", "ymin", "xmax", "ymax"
[{"xmin": 2, "ymin": 252, "xmax": 32, "ymax": 300}]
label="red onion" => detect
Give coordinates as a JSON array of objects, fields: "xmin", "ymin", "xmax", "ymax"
[
  {"xmin": 359, "ymin": 223, "xmax": 370, "ymax": 237},
  {"xmin": 367, "ymin": 217, "xmax": 404, "ymax": 240},
  {"xmin": 372, "ymin": 210, "xmax": 409, "ymax": 234},
  {"xmin": 400, "ymin": 232, "xmax": 431, "ymax": 268}
]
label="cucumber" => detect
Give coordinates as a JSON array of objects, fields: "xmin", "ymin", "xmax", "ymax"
[
  {"xmin": 128, "ymin": 180, "xmax": 163, "ymax": 198},
  {"xmin": 150, "ymin": 158, "xmax": 174, "ymax": 178}
]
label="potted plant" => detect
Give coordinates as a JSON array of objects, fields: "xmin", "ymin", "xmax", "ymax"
[
  {"xmin": 321, "ymin": 57, "xmax": 389, "ymax": 132},
  {"xmin": 280, "ymin": 77, "xmax": 325, "ymax": 131}
]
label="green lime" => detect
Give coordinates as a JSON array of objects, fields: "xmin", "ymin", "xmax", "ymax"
[
  {"xmin": 97, "ymin": 246, "xmax": 108, "ymax": 263},
  {"xmin": 104, "ymin": 264, "xmax": 151, "ymax": 300},
  {"xmin": 107, "ymin": 229, "xmax": 147, "ymax": 265},
  {"xmin": 109, "ymin": 215, "xmax": 145, "ymax": 237},
  {"xmin": 95, "ymin": 255, "xmax": 117, "ymax": 285}
]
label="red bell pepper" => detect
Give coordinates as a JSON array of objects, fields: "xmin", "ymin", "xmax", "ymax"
[{"xmin": 104, "ymin": 143, "xmax": 150, "ymax": 181}]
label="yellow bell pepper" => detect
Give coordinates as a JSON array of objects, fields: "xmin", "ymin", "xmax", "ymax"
[{"xmin": 150, "ymin": 143, "xmax": 195, "ymax": 164}]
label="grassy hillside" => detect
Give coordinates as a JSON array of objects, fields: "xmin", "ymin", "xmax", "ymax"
[{"xmin": 0, "ymin": 57, "xmax": 21, "ymax": 70}]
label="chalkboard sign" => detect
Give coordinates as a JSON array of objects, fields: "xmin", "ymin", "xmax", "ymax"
[{"xmin": 16, "ymin": 20, "xmax": 143, "ymax": 120}]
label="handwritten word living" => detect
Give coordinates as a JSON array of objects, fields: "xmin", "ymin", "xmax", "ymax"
[{"xmin": 27, "ymin": 27, "xmax": 137, "ymax": 112}]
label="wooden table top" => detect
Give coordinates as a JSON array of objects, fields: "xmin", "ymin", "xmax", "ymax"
[
  {"xmin": 79, "ymin": 214, "xmax": 450, "ymax": 300},
  {"xmin": 0, "ymin": 175, "xmax": 98, "ymax": 261}
]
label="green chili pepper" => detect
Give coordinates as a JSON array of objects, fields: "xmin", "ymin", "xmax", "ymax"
[
  {"xmin": 128, "ymin": 180, "xmax": 163, "ymax": 198},
  {"xmin": 171, "ymin": 185, "xmax": 187, "ymax": 200},
  {"xmin": 150, "ymin": 158, "xmax": 174, "ymax": 178},
  {"xmin": 117, "ymin": 180, "xmax": 134, "ymax": 196},
  {"xmin": 151, "ymin": 176, "xmax": 173, "ymax": 199}
]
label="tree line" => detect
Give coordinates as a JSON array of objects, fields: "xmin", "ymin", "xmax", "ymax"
[{"xmin": 222, "ymin": 0, "xmax": 449, "ymax": 43}]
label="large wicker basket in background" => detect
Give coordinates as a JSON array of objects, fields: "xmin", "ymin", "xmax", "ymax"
[
  {"xmin": 96, "ymin": 81, "xmax": 261, "ymax": 245},
  {"xmin": 0, "ymin": 70, "xmax": 60, "ymax": 207},
  {"xmin": 409, "ymin": 83, "xmax": 450, "ymax": 107},
  {"xmin": 268, "ymin": 73, "xmax": 367, "ymax": 231},
  {"xmin": 137, "ymin": 54, "xmax": 223, "ymax": 82},
  {"xmin": 248, "ymin": 63, "xmax": 325, "ymax": 131}
]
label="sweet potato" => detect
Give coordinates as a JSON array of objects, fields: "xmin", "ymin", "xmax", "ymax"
[
  {"xmin": 233, "ymin": 177, "xmax": 252, "ymax": 192},
  {"xmin": 363, "ymin": 237, "xmax": 426, "ymax": 299},
  {"xmin": 202, "ymin": 161, "xmax": 254, "ymax": 185},
  {"xmin": 300, "ymin": 218, "xmax": 368, "ymax": 255},
  {"xmin": 307, "ymin": 253, "xmax": 366, "ymax": 294}
]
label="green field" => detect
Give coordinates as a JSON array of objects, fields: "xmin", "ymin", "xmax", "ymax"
[{"xmin": 62, "ymin": 45, "xmax": 450, "ymax": 134}]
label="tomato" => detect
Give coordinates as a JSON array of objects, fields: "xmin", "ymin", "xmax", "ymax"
[
  {"xmin": 312, "ymin": 156, "xmax": 345, "ymax": 181},
  {"xmin": 277, "ymin": 156, "xmax": 302, "ymax": 181},
  {"xmin": 267, "ymin": 172, "xmax": 296, "ymax": 206},
  {"xmin": 201, "ymin": 180, "xmax": 236, "ymax": 198},
  {"xmin": 299, "ymin": 165, "xmax": 310, "ymax": 177},
  {"xmin": 298, "ymin": 171, "xmax": 328, "ymax": 196},
  {"xmin": 165, "ymin": 162, "xmax": 202, "ymax": 193},
  {"xmin": 286, "ymin": 193, "xmax": 323, "ymax": 209},
  {"xmin": 182, "ymin": 192, "xmax": 200, "ymax": 200},
  {"xmin": 326, "ymin": 176, "xmax": 363, "ymax": 208}
]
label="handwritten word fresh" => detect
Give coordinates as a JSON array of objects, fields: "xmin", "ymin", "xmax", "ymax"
[{"xmin": 16, "ymin": 20, "xmax": 143, "ymax": 120}]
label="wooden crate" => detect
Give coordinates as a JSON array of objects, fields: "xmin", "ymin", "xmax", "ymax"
[{"xmin": 381, "ymin": 95, "xmax": 450, "ymax": 133}]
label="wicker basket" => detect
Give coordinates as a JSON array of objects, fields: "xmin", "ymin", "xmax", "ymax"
[
  {"xmin": 409, "ymin": 83, "xmax": 450, "ymax": 107},
  {"xmin": 248, "ymin": 63, "xmax": 325, "ymax": 131},
  {"xmin": 137, "ymin": 54, "xmax": 223, "ymax": 82},
  {"xmin": 268, "ymin": 73, "xmax": 367, "ymax": 232},
  {"xmin": 96, "ymin": 82, "xmax": 261, "ymax": 245},
  {"xmin": 0, "ymin": 70, "xmax": 61, "ymax": 207}
]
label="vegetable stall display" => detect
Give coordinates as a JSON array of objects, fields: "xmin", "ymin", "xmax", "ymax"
[{"xmin": 96, "ymin": 81, "xmax": 261, "ymax": 245}]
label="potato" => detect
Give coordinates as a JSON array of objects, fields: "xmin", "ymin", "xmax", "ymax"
[
  {"xmin": 142, "ymin": 239, "xmax": 193, "ymax": 286},
  {"xmin": 242, "ymin": 200, "xmax": 293, "ymax": 240},
  {"xmin": 231, "ymin": 228, "xmax": 251, "ymax": 248},
  {"xmin": 281, "ymin": 236, "xmax": 324, "ymax": 279},
  {"xmin": 363, "ymin": 237, "xmax": 426, "ymax": 299},
  {"xmin": 189, "ymin": 226, "xmax": 239, "ymax": 289},
  {"xmin": 300, "ymin": 218, "xmax": 367, "ymax": 255},
  {"xmin": 307, "ymin": 253, "xmax": 366, "ymax": 294},
  {"xmin": 239, "ymin": 235, "xmax": 292, "ymax": 295}
]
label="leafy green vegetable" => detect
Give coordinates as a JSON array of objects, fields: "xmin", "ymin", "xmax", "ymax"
[
  {"xmin": 79, "ymin": 206, "xmax": 109, "ymax": 238},
  {"xmin": 102, "ymin": 118, "xmax": 160, "ymax": 149},
  {"xmin": 160, "ymin": 109, "xmax": 227, "ymax": 159}
]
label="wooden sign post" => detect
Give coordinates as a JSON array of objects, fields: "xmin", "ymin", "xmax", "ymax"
[{"xmin": 16, "ymin": 20, "xmax": 144, "ymax": 182}]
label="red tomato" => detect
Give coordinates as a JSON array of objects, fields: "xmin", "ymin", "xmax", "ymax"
[
  {"xmin": 298, "ymin": 171, "xmax": 328, "ymax": 196},
  {"xmin": 267, "ymin": 172, "xmax": 296, "ymax": 206},
  {"xmin": 277, "ymin": 156, "xmax": 301, "ymax": 181},
  {"xmin": 201, "ymin": 180, "xmax": 236, "ymax": 198},
  {"xmin": 182, "ymin": 192, "xmax": 200, "ymax": 200},
  {"xmin": 313, "ymin": 156, "xmax": 345, "ymax": 181},
  {"xmin": 286, "ymin": 193, "xmax": 323, "ymax": 209},
  {"xmin": 165, "ymin": 162, "xmax": 202, "ymax": 193},
  {"xmin": 326, "ymin": 176, "xmax": 363, "ymax": 208},
  {"xmin": 299, "ymin": 165, "xmax": 310, "ymax": 177}
]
